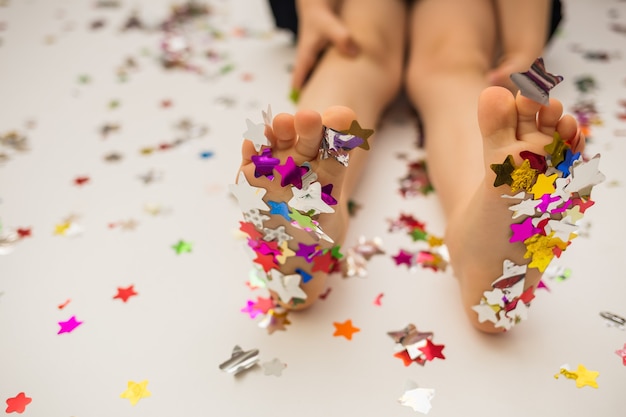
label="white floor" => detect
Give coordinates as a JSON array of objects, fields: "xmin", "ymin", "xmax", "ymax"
[{"xmin": 1, "ymin": 0, "xmax": 625, "ymax": 416}]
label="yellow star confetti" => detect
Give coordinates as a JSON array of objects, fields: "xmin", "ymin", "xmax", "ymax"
[
  {"xmin": 275, "ymin": 240, "xmax": 295, "ymax": 264},
  {"xmin": 510, "ymin": 160, "xmax": 538, "ymax": 193},
  {"xmin": 544, "ymin": 132, "xmax": 569, "ymax": 166},
  {"xmin": 54, "ymin": 222, "xmax": 70, "ymax": 235},
  {"xmin": 554, "ymin": 364, "xmax": 599, "ymax": 389},
  {"xmin": 574, "ymin": 364, "xmax": 600, "ymax": 388},
  {"xmin": 564, "ymin": 205, "xmax": 584, "ymax": 223},
  {"xmin": 530, "ymin": 173, "xmax": 558, "ymax": 199},
  {"xmin": 120, "ymin": 380, "xmax": 151, "ymax": 405},
  {"xmin": 427, "ymin": 235, "xmax": 444, "ymax": 247}
]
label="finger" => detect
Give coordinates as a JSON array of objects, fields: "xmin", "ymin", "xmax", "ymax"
[{"xmin": 321, "ymin": 13, "xmax": 359, "ymax": 57}]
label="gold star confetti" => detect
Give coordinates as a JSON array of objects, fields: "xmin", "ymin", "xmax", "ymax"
[{"xmin": 510, "ymin": 159, "xmax": 538, "ymax": 193}]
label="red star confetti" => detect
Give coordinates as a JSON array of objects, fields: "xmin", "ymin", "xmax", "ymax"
[
  {"xmin": 418, "ymin": 339, "xmax": 446, "ymax": 361},
  {"xmin": 398, "ymin": 158, "xmax": 434, "ymax": 197},
  {"xmin": 57, "ymin": 315, "xmax": 82, "ymax": 334},
  {"xmin": 333, "ymin": 319, "xmax": 360, "ymax": 340},
  {"xmin": 388, "ymin": 324, "xmax": 444, "ymax": 367},
  {"xmin": 5, "ymin": 392, "xmax": 32, "ymax": 414},
  {"xmin": 373, "ymin": 293, "xmax": 384, "ymax": 306},
  {"xmin": 16, "ymin": 227, "xmax": 31, "ymax": 238},
  {"xmin": 114, "ymin": 285, "xmax": 138, "ymax": 302}
]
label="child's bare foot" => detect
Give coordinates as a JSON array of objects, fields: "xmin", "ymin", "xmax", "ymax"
[
  {"xmin": 446, "ymin": 86, "xmax": 601, "ymax": 333},
  {"xmin": 233, "ymin": 106, "xmax": 367, "ymax": 309}
]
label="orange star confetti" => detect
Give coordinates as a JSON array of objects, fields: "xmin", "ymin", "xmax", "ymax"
[{"xmin": 332, "ymin": 319, "xmax": 360, "ymax": 340}]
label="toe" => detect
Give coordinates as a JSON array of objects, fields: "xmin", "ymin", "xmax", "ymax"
[
  {"xmin": 293, "ymin": 109, "xmax": 324, "ymax": 160},
  {"xmin": 478, "ymin": 86, "xmax": 518, "ymax": 148},
  {"xmin": 556, "ymin": 114, "xmax": 584, "ymax": 151},
  {"xmin": 321, "ymin": 105, "xmax": 357, "ymax": 132},
  {"xmin": 515, "ymin": 91, "xmax": 544, "ymax": 137},
  {"xmin": 271, "ymin": 113, "xmax": 297, "ymax": 151},
  {"xmin": 537, "ymin": 98, "xmax": 563, "ymax": 136}
]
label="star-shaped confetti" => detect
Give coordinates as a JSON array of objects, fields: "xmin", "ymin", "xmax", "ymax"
[
  {"xmin": 219, "ymin": 345, "xmax": 260, "ymax": 374},
  {"xmin": 275, "ymin": 156, "xmax": 308, "ymax": 189},
  {"xmin": 265, "ymin": 269, "xmax": 307, "ymax": 303},
  {"xmin": 289, "ymin": 181, "xmax": 335, "ymax": 214},
  {"xmin": 490, "ymin": 155, "xmax": 516, "ymax": 187},
  {"xmin": 5, "ymin": 392, "xmax": 32, "ymax": 414},
  {"xmin": 172, "ymin": 239, "xmax": 192, "ymax": 254},
  {"xmin": 530, "ymin": 173, "xmax": 558, "ymax": 199},
  {"xmin": 340, "ymin": 119, "xmax": 374, "ymax": 150},
  {"xmin": 262, "ymin": 358, "xmax": 287, "ymax": 376},
  {"xmin": 564, "ymin": 154, "xmax": 605, "ymax": 197},
  {"xmin": 73, "ymin": 176, "xmax": 90, "ymax": 186},
  {"xmin": 120, "ymin": 380, "xmax": 152, "ymax": 405},
  {"xmin": 58, "ymin": 315, "xmax": 82, "ymax": 334},
  {"xmin": 258, "ymin": 308, "xmax": 291, "ymax": 334},
  {"xmin": 554, "ymin": 364, "xmax": 599, "ymax": 389},
  {"xmin": 243, "ymin": 118, "xmax": 268, "ymax": 151},
  {"xmin": 113, "ymin": 285, "xmax": 138, "ymax": 302},
  {"xmin": 510, "ymin": 57, "xmax": 563, "ymax": 105},
  {"xmin": 333, "ymin": 319, "xmax": 360, "ymax": 340},
  {"xmin": 510, "ymin": 159, "xmax": 538, "ymax": 193},
  {"xmin": 418, "ymin": 339, "xmax": 446, "ymax": 361},
  {"xmin": 229, "ymin": 172, "xmax": 270, "ymax": 212},
  {"xmin": 251, "ymin": 147, "xmax": 279, "ymax": 178},
  {"xmin": 398, "ymin": 380, "xmax": 435, "ymax": 414}
]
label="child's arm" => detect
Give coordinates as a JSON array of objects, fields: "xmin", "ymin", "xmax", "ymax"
[
  {"xmin": 291, "ymin": 0, "xmax": 360, "ymax": 92},
  {"xmin": 488, "ymin": 0, "xmax": 552, "ymax": 89}
]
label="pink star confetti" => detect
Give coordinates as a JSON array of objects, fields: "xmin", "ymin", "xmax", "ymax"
[
  {"xmin": 57, "ymin": 315, "xmax": 83, "ymax": 334},
  {"xmin": 615, "ymin": 343, "xmax": 626, "ymax": 366}
]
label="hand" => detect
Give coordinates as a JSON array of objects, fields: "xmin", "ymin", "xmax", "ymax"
[{"xmin": 292, "ymin": 0, "xmax": 360, "ymax": 91}]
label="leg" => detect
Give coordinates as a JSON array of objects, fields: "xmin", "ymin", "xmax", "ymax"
[
  {"xmin": 235, "ymin": 0, "xmax": 407, "ymax": 309},
  {"xmin": 405, "ymin": 0, "xmax": 589, "ymax": 332}
]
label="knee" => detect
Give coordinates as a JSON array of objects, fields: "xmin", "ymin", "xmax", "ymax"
[{"xmin": 405, "ymin": 40, "xmax": 492, "ymax": 95}]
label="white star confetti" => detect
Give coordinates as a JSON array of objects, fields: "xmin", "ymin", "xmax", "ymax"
[
  {"xmin": 243, "ymin": 118, "xmax": 268, "ymax": 151},
  {"xmin": 398, "ymin": 380, "xmax": 435, "ymax": 414},
  {"xmin": 265, "ymin": 269, "xmax": 307, "ymax": 303},
  {"xmin": 262, "ymin": 358, "xmax": 286, "ymax": 376},
  {"xmin": 229, "ymin": 172, "xmax": 270, "ymax": 212}
]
